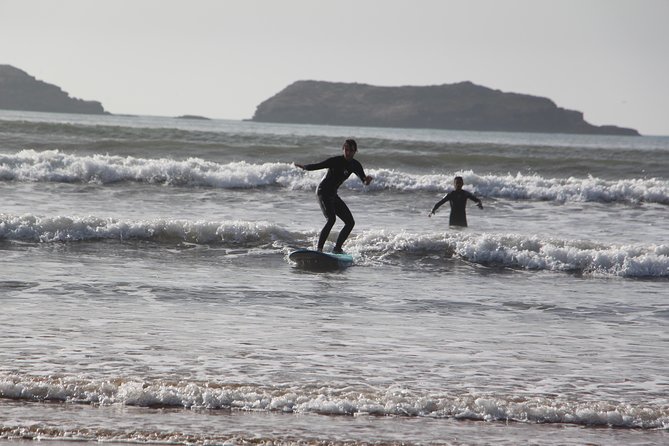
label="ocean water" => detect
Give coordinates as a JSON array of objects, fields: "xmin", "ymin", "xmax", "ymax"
[{"xmin": 0, "ymin": 109, "xmax": 668, "ymax": 445}]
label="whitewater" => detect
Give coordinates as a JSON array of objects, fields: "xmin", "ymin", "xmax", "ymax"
[{"xmin": 1, "ymin": 110, "xmax": 668, "ymax": 445}]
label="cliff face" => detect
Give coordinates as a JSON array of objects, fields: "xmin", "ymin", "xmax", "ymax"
[
  {"xmin": 252, "ymin": 80, "xmax": 639, "ymax": 136},
  {"xmin": 0, "ymin": 65, "xmax": 106, "ymax": 114}
]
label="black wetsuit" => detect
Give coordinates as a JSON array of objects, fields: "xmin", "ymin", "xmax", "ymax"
[
  {"xmin": 432, "ymin": 189, "xmax": 481, "ymax": 227},
  {"xmin": 303, "ymin": 155, "xmax": 368, "ymax": 251}
]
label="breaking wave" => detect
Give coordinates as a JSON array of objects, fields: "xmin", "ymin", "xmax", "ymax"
[
  {"xmin": 349, "ymin": 229, "xmax": 669, "ymax": 278},
  {"xmin": 1, "ymin": 373, "xmax": 667, "ymax": 430},
  {"xmin": 0, "ymin": 213, "xmax": 296, "ymax": 246},
  {"xmin": 1, "ymin": 150, "xmax": 667, "ymax": 204},
  {"xmin": 1, "ymin": 214, "xmax": 667, "ymax": 278}
]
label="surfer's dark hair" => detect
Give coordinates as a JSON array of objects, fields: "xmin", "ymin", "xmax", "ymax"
[{"xmin": 344, "ymin": 139, "xmax": 357, "ymax": 152}]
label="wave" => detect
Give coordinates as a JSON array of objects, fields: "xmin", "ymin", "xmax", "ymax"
[
  {"xmin": 373, "ymin": 169, "xmax": 669, "ymax": 203},
  {"xmin": 1, "ymin": 150, "xmax": 668, "ymax": 204},
  {"xmin": 0, "ymin": 373, "xmax": 666, "ymax": 430},
  {"xmin": 350, "ymin": 230, "xmax": 669, "ymax": 278},
  {"xmin": 0, "ymin": 214, "xmax": 298, "ymax": 246},
  {"xmin": 0, "ymin": 149, "xmax": 299, "ymax": 188},
  {"xmin": 1, "ymin": 215, "xmax": 667, "ymax": 278}
]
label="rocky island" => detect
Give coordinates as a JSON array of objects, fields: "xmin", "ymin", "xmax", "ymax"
[
  {"xmin": 251, "ymin": 80, "xmax": 639, "ymax": 136},
  {"xmin": 0, "ymin": 64, "xmax": 106, "ymax": 115},
  {"xmin": 175, "ymin": 114, "xmax": 211, "ymax": 120}
]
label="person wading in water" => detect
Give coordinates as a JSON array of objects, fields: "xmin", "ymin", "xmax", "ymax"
[{"xmin": 429, "ymin": 176, "xmax": 482, "ymax": 227}]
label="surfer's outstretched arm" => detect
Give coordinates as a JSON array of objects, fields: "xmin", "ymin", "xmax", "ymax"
[{"xmin": 429, "ymin": 195, "xmax": 450, "ymax": 217}]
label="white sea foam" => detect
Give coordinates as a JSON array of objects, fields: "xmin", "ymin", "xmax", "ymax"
[
  {"xmin": 0, "ymin": 149, "xmax": 298, "ymax": 188},
  {"xmin": 1, "ymin": 150, "xmax": 667, "ymax": 203},
  {"xmin": 0, "ymin": 213, "xmax": 295, "ymax": 245},
  {"xmin": 371, "ymin": 170, "xmax": 669, "ymax": 203},
  {"xmin": 1, "ymin": 214, "xmax": 666, "ymax": 277},
  {"xmin": 0, "ymin": 374, "xmax": 666, "ymax": 429},
  {"xmin": 349, "ymin": 230, "xmax": 669, "ymax": 278}
]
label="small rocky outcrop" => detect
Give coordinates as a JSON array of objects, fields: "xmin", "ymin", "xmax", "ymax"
[{"xmin": 175, "ymin": 115, "xmax": 210, "ymax": 120}]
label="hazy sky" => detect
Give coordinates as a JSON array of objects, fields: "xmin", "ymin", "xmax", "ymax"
[{"xmin": 1, "ymin": 0, "xmax": 668, "ymax": 135}]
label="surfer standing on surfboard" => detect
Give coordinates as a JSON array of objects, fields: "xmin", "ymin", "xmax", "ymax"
[
  {"xmin": 295, "ymin": 138, "xmax": 373, "ymax": 253},
  {"xmin": 429, "ymin": 176, "xmax": 483, "ymax": 227}
]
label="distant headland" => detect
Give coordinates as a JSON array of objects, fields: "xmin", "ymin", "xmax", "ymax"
[
  {"xmin": 251, "ymin": 80, "xmax": 640, "ymax": 136},
  {"xmin": 0, "ymin": 65, "xmax": 640, "ymax": 136},
  {"xmin": 0, "ymin": 64, "xmax": 106, "ymax": 115}
]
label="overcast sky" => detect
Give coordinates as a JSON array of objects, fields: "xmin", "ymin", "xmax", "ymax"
[{"xmin": 1, "ymin": 0, "xmax": 668, "ymax": 135}]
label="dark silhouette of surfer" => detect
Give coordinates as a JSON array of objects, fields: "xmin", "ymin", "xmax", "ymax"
[
  {"xmin": 429, "ymin": 176, "xmax": 482, "ymax": 227},
  {"xmin": 295, "ymin": 138, "xmax": 373, "ymax": 253}
]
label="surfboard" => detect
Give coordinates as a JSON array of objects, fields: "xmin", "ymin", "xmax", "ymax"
[{"xmin": 288, "ymin": 248, "xmax": 353, "ymax": 270}]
